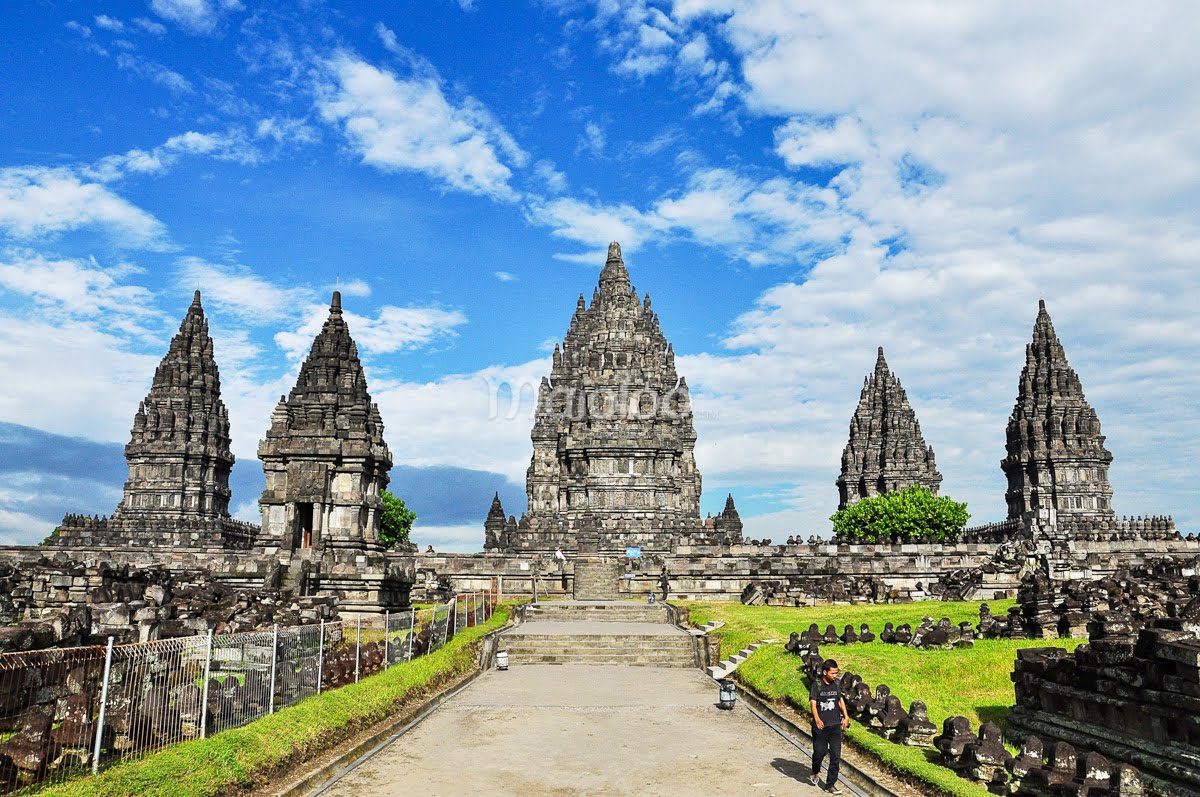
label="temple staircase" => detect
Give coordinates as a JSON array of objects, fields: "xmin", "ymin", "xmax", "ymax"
[{"xmin": 499, "ymin": 601, "xmax": 699, "ymax": 668}]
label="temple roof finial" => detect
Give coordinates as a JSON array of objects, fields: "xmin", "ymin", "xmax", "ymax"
[
  {"xmin": 331, "ymin": 290, "xmax": 342, "ymax": 312},
  {"xmin": 192, "ymin": 289, "xmax": 202, "ymax": 307}
]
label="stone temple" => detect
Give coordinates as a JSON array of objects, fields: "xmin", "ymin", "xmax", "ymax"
[
  {"xmin": 1002, "ymin": 300, "xmax": 1115, "ymax": 521},
  {"xmin": 12, "ymin": 267, "xmax": 1193, "ymax": 623},
  {"xmin": 836, "ymin": 346, "xmax": 942, "ymax": 510},
  {"xmin": 53, "ymin": 290, "xmax": 257, "ymax": 549},
  {"xmin": 486, "ymin": 242, "xmax": 724, "ymax": 554}
]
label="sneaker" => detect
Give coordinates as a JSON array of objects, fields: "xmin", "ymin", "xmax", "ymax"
[
  {"xmin": 823, "ymin": 785, "xmax": 844, "ymax": 795},
  {"xmin": 807, "ymin": 773, "xmax": 820, "ymax": 786}
]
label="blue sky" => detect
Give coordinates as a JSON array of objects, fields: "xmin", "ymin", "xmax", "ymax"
[{"xmin": 2, "ymin": 1, "xmax": 1198, "ymax": 550}]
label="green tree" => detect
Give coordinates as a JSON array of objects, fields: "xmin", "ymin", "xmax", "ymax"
[
  {"xmin": 379, "ymin": 490, "xmax": 417, "ymax": 548},
  {"xmin": 830, "ymin": 486, "xmax": 969, "ymax": 543}
]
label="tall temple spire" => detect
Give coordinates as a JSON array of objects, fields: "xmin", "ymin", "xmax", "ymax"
[
  {"xmin": 1001, "ymin": 299, "xmax": 1114, "ymax": 519},
  {"xmin": 836, "ymin": 346, "xmax": 941, "ymax": 510},
  {"xmin": 259, "ymin": 292, "xmax": 392, "ymax": 553},
  {"xmin": 513, "ymin": 240, "xmax": 708, "ymax": 552},
  {"xmin": 115, "ymin": 290, "xmax": 235, "ymax": 522}
]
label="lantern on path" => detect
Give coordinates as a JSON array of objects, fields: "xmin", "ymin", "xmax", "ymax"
[
  {"xmin": 718, "ymin": 679, "xmax": 737, "ymax": 710},
  {"xmin": 497, "ymin": 650, "xmax": 509, "ymax": 670}
]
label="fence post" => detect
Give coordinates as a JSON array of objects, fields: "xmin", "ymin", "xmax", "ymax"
[
  {"xmin": 91, "ymin": 636, "xmax": 115, "ymax": 775},
  {"xmin": 200, "ymin": 629, "xmax": 214, "ymax": 739},
  {"xmin": 316, "ymin": 620, "xmax": 325, "ymax": 695},
  {"xmin": 384, "ymin": 610, "xmax": 390, "ymax": 668},
  {"xmin": 268, "ymin": 624, "xmax": 279, "ymax": 714},
  {"xmin": 475, "ymin": 592, "xmax": 481, "ymax": 625},
  {"xmin": 355, "ymin": 617, "xmax": 362, "ymax": 683},
  {"xmin": 406, "ymin": 609, "xmax": 416, "ymax": 661},
  {"xmin": 451, "ymin": 596, "xmax": 458, "ymax": 639}
]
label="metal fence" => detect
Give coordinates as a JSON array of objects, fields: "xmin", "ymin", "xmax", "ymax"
[{"xmin": 0, "ymin": 591, "xmax": 497, "ymax": 794}]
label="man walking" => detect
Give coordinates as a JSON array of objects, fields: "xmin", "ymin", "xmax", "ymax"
[
  {"xmin": 808, "ymin": 659, "xmax": 849, "ymax": 794},
  {"xmin": 658, "ymin": 569, "xmax": 670, "ymax": 602}
]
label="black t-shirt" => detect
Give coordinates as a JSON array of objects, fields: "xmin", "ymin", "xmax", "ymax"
[{"xmin": 810, "ymin": 677, "xmax": 843, "ymax": 727}]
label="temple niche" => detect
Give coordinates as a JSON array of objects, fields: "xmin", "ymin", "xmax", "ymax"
[
  {"xmin": 258, "ymin": 291, "xmax": 393, "ymax": 555},
  {"xmin": 1001, "ymin": 300, "xmax": 1115, "ymax": 522},
  {"xmin": 493, "ymin": 241, "xmax": 723, "ymax": 553},
  {"xmin": 836, "ymin": 347, "xmax": 942, "ymax": 510}
]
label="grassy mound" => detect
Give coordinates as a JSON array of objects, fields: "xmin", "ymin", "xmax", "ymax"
[{"xmin": 40, "ymin": 604, "xmax": 514, "ymax": 797}]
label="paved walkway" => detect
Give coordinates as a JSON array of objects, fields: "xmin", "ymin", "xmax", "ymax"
[{"xmin": 321, "ymin": 665, "xmax": 828, "ymax": 796}]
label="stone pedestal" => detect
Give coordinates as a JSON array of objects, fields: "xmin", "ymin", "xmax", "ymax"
[{"xmin": 573, "ymin": 557, "xmax": 622, "ymax": 600}]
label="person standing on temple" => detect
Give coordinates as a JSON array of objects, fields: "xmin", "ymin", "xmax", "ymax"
[
  {"xmin": 658, "ymin": 569, "xmax": 670, "ymax": 602},
  {"xmin": 808, "ymin": 659, "xmax": 849, "ymax": 794}
]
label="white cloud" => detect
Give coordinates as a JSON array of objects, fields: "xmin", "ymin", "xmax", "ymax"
[
  {"xmin": 94, "ymin": 15, "xmax": 125, "ymax": 33},
  {"xmin": 0, "ymin": 167, "xmax": 167, "ymax": 247},
  {"xmin": 149, "ymin": 0, "xmax": 243, "ymax": 35},
  {"xmin": 176, "ymin": 257, "xmax": 315, "ymax": 324},
  {"xmin": 774, "ymin": 116, "xmax": 874, "ymax": 168},
  {"xmin": 274, "ymin": 301, "xmax": 468, "ymax": 360},
  {"xmin": 133, "ymin": 17, "xmax": 168, "ymax": 35},
  {"xmin": 533, "ymin": 160, "xmax": 568, "ymax": 193},
  {"xmin": 0, "ymin": 252, "xmax": 159, "ymax": 323},
  {"xmin": 255, "ymin": 117, "xmax": 319, "ymax": 145},
  {"xmin": 409, "ymin": 523, "xmax": 486, "ymax": 553},
  {"xmin": 493, "ymin": 271, "xmax": 517, "ymax": 282},
  {"xmin": 577, "ymin": 121, "xmax": 606, "ymax": 157},
  {"xmin": 0, "ymin": 314, "xmax": 160, "ymax": 444},
  {"xmin": 336, "ymin": 278, "xmax": 371, "ymax": 297},
  {"xmin": 114, "ymin": 53, "xmax": 193, "ymax": 94},
  {"xmin": 316, "ymin": 52, "xmax": 528, "ymax": 201}
]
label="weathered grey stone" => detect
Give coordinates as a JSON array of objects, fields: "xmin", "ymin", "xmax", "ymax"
[{"xmin": 837, "ymin": 347, "xmax": 941, "ymax": 509}]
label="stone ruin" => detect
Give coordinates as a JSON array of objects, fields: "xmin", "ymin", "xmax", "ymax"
[
  {"xmin": 0, "ymin": 557, "xmax": 340, "ymax": 652},
  {"xmin": 1009, "ymin": 588, "xmax": 1200, "ymax": 796},
  {"xmin": 1016, "ymin": 557, "xmax": 1200, "ymax": 639}
]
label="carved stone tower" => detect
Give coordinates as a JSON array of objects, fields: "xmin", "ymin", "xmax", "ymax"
[
  {"xmin": 1001, "ymin": 300, "xmax": 1114, "ymax": 520},
  {"xmin": 515, "ymin": 241, "xmax": 705, "ymax": 552},
  {"xmin": 258, "ymin": 291, "xmax": 393, "ymax": 554},
  {"xmin": 53, "ymin": 291, "xmax": 256, "ymax": 548},
  {"xmin": 836, "ymin": 347, "xmax": 942, "ymax": 510},
  {"xmin": 116, "ymin": 290, "xmax": 235, "ymax": 522}
]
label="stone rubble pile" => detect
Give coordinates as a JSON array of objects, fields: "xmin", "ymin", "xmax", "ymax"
[{"xmin": 0, "ymin": 559, "xmax": 341, "ymax": 653}]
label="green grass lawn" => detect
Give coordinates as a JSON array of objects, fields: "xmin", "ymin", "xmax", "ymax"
[{"xmin": 681, "ymin": 599, "xmax": 1082, "ymax": 797}]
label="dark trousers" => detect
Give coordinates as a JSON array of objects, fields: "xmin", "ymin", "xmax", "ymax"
[{"xmin": 811, "ymin": 723, "xmax": 843, "ymax": 788}]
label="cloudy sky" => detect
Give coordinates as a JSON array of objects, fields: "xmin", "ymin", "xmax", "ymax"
[{"xmin": 1, "ymin": 1, "xmax": 1197, "ymax": 550}]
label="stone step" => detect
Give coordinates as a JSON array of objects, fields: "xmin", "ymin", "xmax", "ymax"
[
  {"xmin": 511, "ymin": 656, "xmax": 695, "ymax": 667},
  {"xmin": 501, "ymin": 638, "xmax": 695, "ymax": 652}
]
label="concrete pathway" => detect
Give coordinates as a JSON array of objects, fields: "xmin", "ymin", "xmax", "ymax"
[{"xmin": 321, "ymin": 665, "xmax": 830, "ymax": 796}]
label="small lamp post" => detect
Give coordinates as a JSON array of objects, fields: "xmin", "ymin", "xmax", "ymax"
[
  {"xmin": 718, "ymin": 678, "xmax": 737, "ymax": 710},
  {"xmin": 496, "ymin": 649, "xmax": 509, "ymax": 671}
]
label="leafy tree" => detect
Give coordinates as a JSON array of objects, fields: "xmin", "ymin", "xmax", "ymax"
[
  {"xmin": 830, "ymin": 486, "xmax": 969, "ymax": 543},
  {"xmin": 379, "ymin": 490, "xmax": 417, "ymax": 548}
]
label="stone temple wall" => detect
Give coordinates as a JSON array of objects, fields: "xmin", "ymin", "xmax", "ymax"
[{"xmin": 411, "ymin": 536, "xmax": 1200, "ymax": 603}]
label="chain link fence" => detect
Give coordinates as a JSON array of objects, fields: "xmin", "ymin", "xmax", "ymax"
[{"xmin": 0, "ymin": 590, "xmax": 497, "ymax": 794}]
